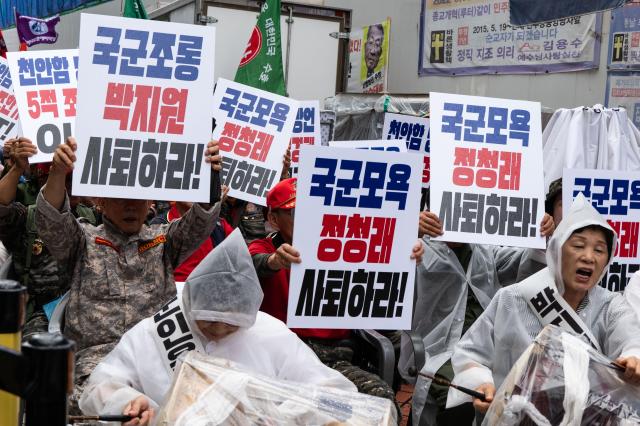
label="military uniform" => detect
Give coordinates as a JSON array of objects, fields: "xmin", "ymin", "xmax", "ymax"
[
  {"xmin": 35, "ymin": 192, "xmax": 220, "ymax": 411},
  {"xmin": 0, "ymin": 201, "xmax": 97, "ymax": 340}
]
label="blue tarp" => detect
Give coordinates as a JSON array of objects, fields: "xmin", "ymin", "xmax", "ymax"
[
  {"xmin": 509, "ymin": 0, "xmax": 627, "ymax": 25},
  {"xmin": 0, "ymin": 0, "xmax": 111, "ymax": 29}
]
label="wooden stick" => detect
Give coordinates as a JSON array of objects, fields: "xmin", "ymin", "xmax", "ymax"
[
  {"xmin": 68, "ymin": 414, "xmax": 134, "ymax": 423},
  {"xmin": 419, "ymin": 372, "xmax": 488, "ymax": 402}
]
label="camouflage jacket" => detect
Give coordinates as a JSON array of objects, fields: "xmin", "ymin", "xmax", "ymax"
[
  {"xmin": 35, "ymin": 191, "xmax": 220, "ymax": 380},
  {"xmin": 0, "ymin": 202, "xmax": 96, "ymax": 306}
]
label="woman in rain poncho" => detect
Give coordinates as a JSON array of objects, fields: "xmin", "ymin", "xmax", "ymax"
[
  {"xmin": 447, "ymin": 194, "xmax": 640, "ymax": 415},
  {"xmin": 79, "ymin": 229, "xmax": 355, "ymax": 425}
]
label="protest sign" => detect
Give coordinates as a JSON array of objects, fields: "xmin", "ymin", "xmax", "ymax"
[
  {"xmin": 430, "ymin": 92, "xmax": 545, "ymax": 248},
  {"xmin": 289, "ymin": 100, "xmax": 320, "ymax": 177},
  {"xmin": 563, "ymin": 168, "xmax": 640, "ymax": 292},
  {"xmin": 288, "ymin": 145, "xmax": 422, "ymax": 330},
  {"xmin": 73, "ymin": 13, "xmax": 215, "ymax": 202},
  {"xmin": 420, "ymin": 0, "xmax": 601, "ymax": 76},
  {"xmin": 382, "ymin": 112, "xmax": 431, "ymax": 188},
  {"xmin": 0, "ymin": 56, "xmax": 19, "ymax": 143},
  {"xmin": 7, "ymin": 49, "xmax": 78, "ymax": 164},
  {"xmin": 328, "ymin": 139, "xmax": 407, "ymax": 152},
  {"xmin": 347, "ymin": 19, "xmax": 390, "ymax": 93},
  {"xmin": 212, "ymin": 78, "xmax": 298, "ymax": 206}
]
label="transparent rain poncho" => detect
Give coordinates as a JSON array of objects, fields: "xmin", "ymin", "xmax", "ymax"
[
  {"xmin": 448, "ymin": 195, "xmax": 640, "ymax": 409},
  {"xmin": 156, "ymin": 351, "xmax": 396, "ymax": 426},
  {"xmin": 182, "ymin": 228, "xmax": 264, "ymax": 329},
  {"xmin": 399, "ymin": 241, "xmax": 547, "ymax": 424},
  {"xmin": 483, "ymin": 325, "xmax": 640, "ymax": 426}
]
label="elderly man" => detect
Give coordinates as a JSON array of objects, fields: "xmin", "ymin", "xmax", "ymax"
[
  {"xmin": 449, "ymin": 194, "xmax": 640, "ymax": 415},
  {"xmin": 79, "ymin": 229, "xmax": 355, "ymax": 425},
  {"xmin": 364, "ymin": 24, "xmax": 384, "ymax": 77},
  {"xmin": 35, "ymin": 137, "xmax": 223, "ymax": 410}
]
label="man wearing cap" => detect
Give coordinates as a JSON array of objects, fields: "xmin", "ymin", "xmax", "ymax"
[
  {"xmin": 249, "ymin": 177, "xmax": 425, "ymax": 402},
  {"xmin": 0, "ymin": 137, "xmax": 97, "ymax": 340}
]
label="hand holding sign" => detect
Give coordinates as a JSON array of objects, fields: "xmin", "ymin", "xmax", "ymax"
[
  {"xmin": 10, "ymin": 137, "xmax": 38, "ymax": 173},
  {"xmin": 267, "ymin": 243, "xmax": 301, "ymax": 271},
  {"xmin": 204, "ymin": 139, "xmax": 222, "ymax": 172}
]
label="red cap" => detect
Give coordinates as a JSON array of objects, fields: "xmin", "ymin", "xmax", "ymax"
[
  {"xmin": 266, "ymin": 178, "xmax": 296, "ymax": 210},
  {"xmin": 35, "ymin": 162, "xmax": 51, "ymax": 175}
]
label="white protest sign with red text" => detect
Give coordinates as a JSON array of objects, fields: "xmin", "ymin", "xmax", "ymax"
[
  {"xmin": 288, "ymin": 145, "xmax": 422, "ymax": 330},
  {"xmin": 0, "ymin": 57, "xmax": 19, "ymax": 144},
  {"xmin": 382, "ymin": 112, "xmax": 430, "ymax": 188},
  {"xmin": 7, "ymin": 49, "xmax": 78, "ymax": 164},
  {"xmin": 213, "ymin": 78, "xmax": 299, "ymax": 206},
  {"xmin": 289, "ymin": 100, "xmax": 320, "ymax": 177},
  {"xmin": 430, "ymin": 92, "xmax": 545, "ymax": 249},
  {"xmin": 74, "ymin": 14, "xmax": 215, "ymax": 202},
  {"xmin": 563, "ymin": 168, "xmax": 640, "ymax": 293}
]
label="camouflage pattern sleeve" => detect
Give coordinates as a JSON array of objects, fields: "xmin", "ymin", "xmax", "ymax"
[
  {"xmin": 35, "ymin": 189, "xmax": 84, "ymax": 267},
  {"xmin": 164, "ymin": 201, "xmax": 221, "ymax": 268},
  {"xmin": 0, "ymin": 202, "xmax": 26, "ymax": 252}
]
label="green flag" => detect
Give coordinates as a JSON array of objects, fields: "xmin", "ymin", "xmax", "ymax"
[
  {"xmin": 234, "ymin": 0, "xmax": 286, "ymax": 96},
  {"xmin": 123, "ymin": 0, "xmax": 148, "ymax": 19}
]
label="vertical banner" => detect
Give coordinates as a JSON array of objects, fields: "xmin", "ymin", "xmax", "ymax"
[
  {"xmin": 430, "ymin": 92, "xmax": 545, "ymax": 248},
  {"xmin": 382, "ymin": 112, "xmax": 431, "ymax": 188},
  {"xmin": 288, "ymin": 145, "xmax": 422, "ymax": 330},
  {"xmin": 605, "ymin": 73, "xmax": 640, "ymax": 129},
  {"xmin": 563, "ymin": 168, "xmax": 640, "ymax": 292},
  {"xmin": 7, "ymin": 49, "xmax": 78, "ymax": 164},
  {"xmin": 347, "ymin": 19, "xmax": 390, "ymax": 94},
  {"xmin": 0, "ymin": 57, "xmax": 19, "ymax": 143},
  {"xmin": 212, "ymin": 78, "xmax": 299, "ymax": 206},
  {"xmin": 328, "ymin": 139, "xmax": 407, "ymax": 152},
  {"xmin": 608, "ymin": 2, "xmax": 640, "ymax": 69},
  {"xmin": 289, "ymin": 100, "xmax": 320, "ymax": 177},
  {"xmin": 73, "ymin": 14, "xmax": 215, "ymax": 202}
]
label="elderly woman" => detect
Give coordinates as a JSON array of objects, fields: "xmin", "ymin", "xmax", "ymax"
[
  {"xmin": 448, "ymin": 194, "xmax": 640, "ymax": 414},
  {"xmin": 79, "ymin": 229, "xmax": 355, "ymax": 426}
]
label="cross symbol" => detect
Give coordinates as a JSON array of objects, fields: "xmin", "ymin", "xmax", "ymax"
[
  {"xmin": 432, "ymin": 33, "xmax": 444, "ymax": 61},
  {"xmin": 614, "ymin": 35, "xmax": 624, "ymax": 60}
]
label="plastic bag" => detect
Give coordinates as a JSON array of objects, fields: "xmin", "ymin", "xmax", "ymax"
[
  {"xmin": 484, "ymin": 325, "xmax": 640, "ymax": 425},
  {"xmin": 156, "ymin": 352, "xmax": 396, "ymax": 426}
]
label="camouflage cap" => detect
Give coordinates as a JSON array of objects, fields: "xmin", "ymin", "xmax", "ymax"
[{"xmin": 545, "ymin": 178, "xmax": 562, "ymax": 215}]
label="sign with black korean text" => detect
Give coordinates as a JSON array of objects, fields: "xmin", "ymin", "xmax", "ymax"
[
  {"xmin": 212, "ymin": 78, "xmax": 298, "ymax": 206},
  {"xmin": 7, "ymin": 49, "xmax": 78, "ymax": 164},
  {"xmin": 328, "ymin": 139, "xmax": 407, "ymax": 152},
  {"xmin": 430, "ymin": 92, "xmax": 545, "ymax": 248},
  {"xmin": 289, "ymin": 100, "xmax": 320, "ymax": 177},
  {"xmin": 0, "ymin": 56, "xmax": 19, "ymax": 144},
  {"xmin": 563, "ymin": 168, "xmax": 640, "ymax": 292},
  {"xmin": 288, "ymin": 145, "xmax": 422, "ymax": 329},
  {"xmin": 73, "ymin": 14, "xmax": 215, "ymax": 202},
  {"xmin": 382, "ymin": 112, "xmax": 431, "ymax": 188}
]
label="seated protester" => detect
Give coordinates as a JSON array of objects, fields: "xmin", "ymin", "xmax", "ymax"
[
  {"xmin": 221, "ymin": 148, "xmax": 291, "ymax": 244},
  {"xmin": 150, "ymin": 198, "xmax": 234, "ymax": 282},
  {"xmin": 402, "ymin": 208, "xmax": 555, "ymax": 425},
  {"xmin": 0, "ymin": 138, "xmax": 97, "ymax": 340},
  {"xmin": 79, "ymin": 229, "xmax": 355, "ymax": 425},
  {"xmin": 249, "ymin": 178, "xmax": 424, "ymax": 402},
  {"xmin": 35, "ymin": 137, "xmax": 223, "ymax": 411},
  {"xmin": 448, "ymin": 194, "xmax": 640, "ymax": 415}
]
